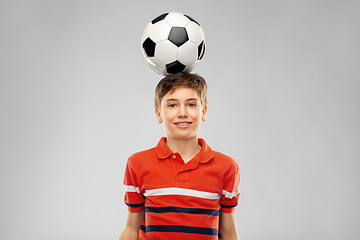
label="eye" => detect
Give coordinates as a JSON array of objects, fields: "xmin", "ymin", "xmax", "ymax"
[
  {"xmin": 168, "ymin": 103, "xmax": 176, "ymax": 108},
  {"xmin": 188, "ymin": 103, "xmax": 197, "ymax": 107}
]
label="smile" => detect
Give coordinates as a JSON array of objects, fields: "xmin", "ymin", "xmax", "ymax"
[{"xmin": 175, "ymin": 122, "xmax": 192, "ymax": 126}]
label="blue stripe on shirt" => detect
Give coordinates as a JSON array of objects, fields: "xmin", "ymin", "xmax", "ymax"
[
  {"xmin": 145, "ymin": 206, "xmax": 219, "ymax": 216},
  {"xmin": 220, "ymin": 204, "xmax": 237, "ymax": 208},
  {"xmin": 125, "ymin": 202, "xmax": 144, "ymax": 208},
  {"xmin": 139, "ymin": 225, "xmax": 218, "ymax": 236}
]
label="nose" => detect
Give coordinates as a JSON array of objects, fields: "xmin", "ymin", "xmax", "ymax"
[{"xmin": 177, "ymin": 105, "xmax": 188, "ymax": 118}]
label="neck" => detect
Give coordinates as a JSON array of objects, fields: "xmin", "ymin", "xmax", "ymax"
[{"xmin": 166, "ymin": 135, "xmax": 201, "ymax": 163}]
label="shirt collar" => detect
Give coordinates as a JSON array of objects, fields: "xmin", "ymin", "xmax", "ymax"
[{"xmin": 155, "ymin": 137, "xmax": 214, "ymax": 163}]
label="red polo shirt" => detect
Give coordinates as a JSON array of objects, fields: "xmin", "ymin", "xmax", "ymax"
[{"xmin": 123, "ymin": 137, "xmax": 240, "ymax": 240}]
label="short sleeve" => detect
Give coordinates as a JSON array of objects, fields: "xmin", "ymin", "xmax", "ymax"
[
  {"xmin": 123, "ymin": 159, "xmax": 145, "ymax": 212},
  {"xmin": 219, "ymin": 163, "xmax": 240, "ymax": 213}
]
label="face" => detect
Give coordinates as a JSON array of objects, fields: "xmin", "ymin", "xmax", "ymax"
[{"xmin": 155, "ymin": 87, "xmax": 207, "ymax": 140}]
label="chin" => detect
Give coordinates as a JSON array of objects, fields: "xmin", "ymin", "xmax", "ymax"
[{"xmin": 172, "ymin": 133, "xmax": 198, "ymax": 140}]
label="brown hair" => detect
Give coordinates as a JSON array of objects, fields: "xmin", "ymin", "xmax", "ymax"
[{"xmin": 154, "ymin": 72, "xmax": 208, "ymax": 110}]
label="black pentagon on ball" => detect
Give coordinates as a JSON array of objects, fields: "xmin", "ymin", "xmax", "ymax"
[
  {"xmin": 198, "ymin": 40, "xmax": 205, "ymax": 60},
  {"xmin": 166, "ymin": 61, "xmax": 186, "ymax": 74},
  {"xmin": 168, "ymin": 27, "xmax": 188, "ymax": 47},
  {"xmin": 142, "ymin": 38, "xmax": 156, "ymax": 57},
  {"xmin": 151, "ymin": 13, "xmax": 169, "ymax": 24},
  {"xmin": 184, "ymin": 14, "xmax": 200, "ymax": 26}
]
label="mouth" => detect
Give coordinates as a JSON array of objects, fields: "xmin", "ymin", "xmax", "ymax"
[{"xmin": 174, "ymin": 122, "xmax": 192, "ymax": 127}]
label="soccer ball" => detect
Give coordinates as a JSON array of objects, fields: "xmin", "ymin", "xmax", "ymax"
[{"xmin": 141, "ymin": 12, "xmax": 206, "ymax": 76}]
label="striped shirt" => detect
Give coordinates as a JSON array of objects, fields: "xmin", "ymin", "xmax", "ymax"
[{"xmin": 123, "ymin": 137, "xmax": 240, "ymax": 240}]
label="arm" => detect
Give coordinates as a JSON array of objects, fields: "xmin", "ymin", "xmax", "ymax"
[
  {"xmin": 119, "ymin": 210, "xmax": 145, "ymax": 240},
  {"xmin": 219, "ymin": 211, "xmax": 239, "ymax": 240}
]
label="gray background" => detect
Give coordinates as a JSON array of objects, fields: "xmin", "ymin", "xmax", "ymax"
[{"xmin": 1, "ymin": 0, "xmax": 359, "ymax": 239}]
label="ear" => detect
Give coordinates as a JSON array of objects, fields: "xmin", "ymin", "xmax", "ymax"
[
  {"xmin": 201, "ymin": 105, "xmax": 208, "ymax": 121},
  {"xmin": 155, "ymin": 108, "xmax": 163, "ymax": 124}
]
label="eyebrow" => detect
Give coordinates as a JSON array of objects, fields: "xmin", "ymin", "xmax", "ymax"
[{"xmin": 165, "ymin": 98, "xmax": 199, "ymax": 102}]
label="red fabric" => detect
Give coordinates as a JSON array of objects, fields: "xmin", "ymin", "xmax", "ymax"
[{"xmin": 123, "ymin": 137, "xmax": 240, "ymax": 239}]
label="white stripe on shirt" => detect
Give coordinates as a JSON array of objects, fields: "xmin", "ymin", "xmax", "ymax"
[
  {"xmin": 123, "ymin": 185, "xmax": 140, "ymax": 193},
  {"xmin": 144, "ymin": 187, "xmax": 221, "ymax": 200},
  {"xmin": 222, "ymin": 189, "xmax": 240, "ymax": 199},
  {"xmin": 125, "ymin": 186, "xmax": 239, "ymax": 200}
]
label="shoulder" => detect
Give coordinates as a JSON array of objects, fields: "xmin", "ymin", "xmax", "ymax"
[
  {"xmin": 212, "ymin": 151, "xmax": 240, "ymax": 186},
  {"xmin": 213, "ymin": 151, "xmax": 238, "ymax": 166},
  {"xmin": 211, "ymin": 151, "xmax": 240, "ymax": 175},
  {"xmin": 127, "ymin": 147, "xmax": 157, "ymax": 166}
]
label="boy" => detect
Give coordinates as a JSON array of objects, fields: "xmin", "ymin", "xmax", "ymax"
[{"xmin": 119, "ymin": 72, "xmax": 240, "ymax": 240}]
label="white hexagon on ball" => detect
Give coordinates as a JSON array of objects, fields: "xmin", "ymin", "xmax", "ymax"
[
  {"xmin": 184, "ymin": 60, "xmax": 200, "ymax": 73},
  {"xmin": 155, "ymin": 40, "xmax": 178, "ymax": 65},
  {"xmin": 141, "ymin": 22, "xmax": 152, "ymax": 44},
  {"xmin": 165, "ymin": 12, "xmax": 190, "ymax": 27},
  {"xmin": 148, "ymin": 21, "xmax": 172, "ymax": 43},
  {"xmin": 186, "ymin": 21, "xmax": 204, "ymax": 45},
  {"xmin": 178, "ymin": 41, "xmax": 198, "ymax": 66},
  {"xmin": 146, "ymin": 57, "xmax": 167, "ymax": 75}
]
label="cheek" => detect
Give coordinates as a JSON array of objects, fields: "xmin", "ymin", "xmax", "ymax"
[
  {"xmin": 161, "ymin": 109, "xmax": 176, "ymax": 121},
  {"xmin": 189, "ymin": 109, "xmax": 202, "ymax": 121}
]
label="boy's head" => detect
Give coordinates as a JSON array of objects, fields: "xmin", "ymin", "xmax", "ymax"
[{"xmin": 154, "ymin": 72, "xmax": 208, "ymax": 110}]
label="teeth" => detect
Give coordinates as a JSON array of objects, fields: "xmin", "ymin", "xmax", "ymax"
[{"xmin": 177, "ymin": 123, "xmax": 190, "ymax": 126}]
